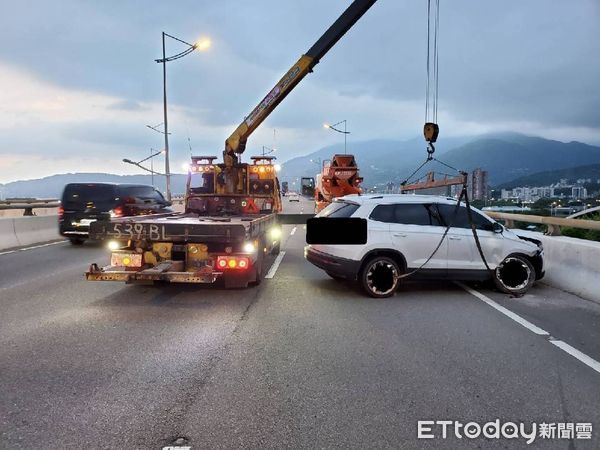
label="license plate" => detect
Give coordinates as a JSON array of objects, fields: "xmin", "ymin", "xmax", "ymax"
[
  {"xmin": 108, "ymin": 223, "xmax": 168, "ymax": 240},
  {"xmin": 71, "ymin": 219, "xmax": 97, "ymax": 227}
]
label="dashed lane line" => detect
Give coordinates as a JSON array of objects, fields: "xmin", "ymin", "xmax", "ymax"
[
  {"xmin": 265, "ymin": 251, "xmax": 286, "ymax": 279},
  {"xmin": 290, "ymin": 226, "xmax": 297, "ymax": 236},
  {"xmin": 456, "ymin": 282, "xmax": 600, "ymax": 375}
]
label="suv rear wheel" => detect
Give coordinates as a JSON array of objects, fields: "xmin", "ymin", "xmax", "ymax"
[
  {"xmin": 493, "ymin": 255, "xmax": 535, "ymax": 296},
  {"xmin": 360, "ymin": 256, "xmax": 400, "ymax": 298}
]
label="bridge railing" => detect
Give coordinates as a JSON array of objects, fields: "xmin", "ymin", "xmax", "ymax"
[
  {"xmin": 0, "ymin": 199, "xmax": 60, "ymax": 216},
  {"xmin": 485, "ymin": 212, "xmax": 600, "ymax": 236}
]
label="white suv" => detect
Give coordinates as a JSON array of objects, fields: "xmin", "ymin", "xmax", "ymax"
[{"xmin": 305, "ymin": 194, "xmax": 544, "ymax": 298}]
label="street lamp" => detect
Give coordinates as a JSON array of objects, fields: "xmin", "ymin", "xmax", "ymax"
[
  {"xmin": 324, "ymin": 119, "xmax": 350, "ymax": 154},
  {"xmin": 262, "ymin": 146, "xmax": 276, "ymax": 156},
  {"xmin": 122, "ymin": 149, "xmax": 166, "ymax": 185},
  {"xmin": 155, "ymin": 32, "xmax": 211, "ymax": 201}
]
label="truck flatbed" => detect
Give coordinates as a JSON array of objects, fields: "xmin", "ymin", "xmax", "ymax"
[{"xmin": 89, "ymin": 212, "xmax": 276, "ymax": 243}]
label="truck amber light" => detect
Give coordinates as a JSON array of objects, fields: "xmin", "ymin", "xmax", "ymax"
[
  {"xmin": 111, "ymin": 252, "xmax": 142, "ymax": 268},
  {"xmin": 228, "ymin": 259, "xmax": 237, "ymax": 268}
]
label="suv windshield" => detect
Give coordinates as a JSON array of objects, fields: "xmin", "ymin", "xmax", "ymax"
[
  {"xmin": 317, "ymin": 201, "xmax": 360, "ymax": 218},
  {"xmin": 61, "ymin": 184, "xmax": 117, "ymax": 211}
]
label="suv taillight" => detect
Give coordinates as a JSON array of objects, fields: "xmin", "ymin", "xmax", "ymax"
[
  {"xmin": 110, "ymin": 206, "xmax": 124, "ymax": 218},
  {"xmin": 58, "ymin": 206, "xmax": 64, "ymax": 220}
]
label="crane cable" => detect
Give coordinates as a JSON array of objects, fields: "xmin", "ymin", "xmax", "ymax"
[{"xmin": 423, "ymin": 0, "xmax": 440, "ymax": 157}]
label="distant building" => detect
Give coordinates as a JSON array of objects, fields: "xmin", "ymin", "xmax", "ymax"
[
  {"xmin": 572, "ymin": 186, "xmax": 588, "ymax": 199},
  {"xmin": 470, "ymin": 168, "xmax": 489, "ymax": 201}
]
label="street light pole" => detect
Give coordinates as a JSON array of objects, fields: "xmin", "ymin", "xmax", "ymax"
[
  {"xmin": 156, "ymin": 33, "xmax": 211, "ymax": 201},
  {"xmin": 161, "ymin": 32, "xmax": 171, "ymax": 201},
  {"xmin": 324, "ymin": 120, "xmax": 350, "ymax": 154}
]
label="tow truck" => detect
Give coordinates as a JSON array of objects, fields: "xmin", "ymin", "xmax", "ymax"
[{"xmin": 85, "ymin": 0, "xmax": 378, "ymax": 288}]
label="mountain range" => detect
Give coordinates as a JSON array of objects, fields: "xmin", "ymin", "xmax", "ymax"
[
  {"xmin": 280, "ymin": 132, "xmax": 600, "ymax": 188},
  {"xmin": 2, "ymin": 133, "xmax": 600, "ymax": 198}
]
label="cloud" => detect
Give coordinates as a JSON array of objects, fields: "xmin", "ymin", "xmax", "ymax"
[
  {"xmin": 108, "ymin": 99, "xmax": 149, "ymax": 111},
  {"xmin": 0, "ymin": 0, "xmax": 599, "ymax": 183}
]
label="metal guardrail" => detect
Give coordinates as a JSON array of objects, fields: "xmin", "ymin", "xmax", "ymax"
[
  {"xmin": 0, "ymin": 199, "xmax": 60, "ymax": 216},
  {"xmin": 486, "ymin": 211, "xmax": 600, "ymax": 236}
]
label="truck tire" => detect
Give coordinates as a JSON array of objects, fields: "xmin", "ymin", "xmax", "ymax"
[
  {"xmin": 493, "ymin": 254, "xmax": 535, "ymax": 296},
  {"xmin": 250, "ymin": 244, "xmax": 265, "ymax": 286},
  {"xmin": 360, "ymin": 256, "xmax": 400, "ymax": 298},
  {"xmin": 270, "ymin": 240, "xmax": 280, "ymax": 255}
]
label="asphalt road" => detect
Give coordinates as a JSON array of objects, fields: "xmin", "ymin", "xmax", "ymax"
[{"xmin": 1, "ymin": 196, "xmax": 599, "ymax": 449}]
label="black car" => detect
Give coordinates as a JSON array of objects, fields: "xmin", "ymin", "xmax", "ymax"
[{"xmin": 59, "ymin": 183, "xmax": 172, "ymax": 245}]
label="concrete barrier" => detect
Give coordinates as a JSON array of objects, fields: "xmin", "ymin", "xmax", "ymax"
[
  {"xmin": 537, "ymin": 234, "xmax": 600, "ymax": 303},
  {"xmin": 13, "ymin": 216, "xmax": 60, "ymax": 247},
  {"xmin": 0, "ymin": 216, "xmax": 61, "ymax": 250},
  {"xmin": 0, "ymin": 218, "xmax": 19, "ymax": 250}
]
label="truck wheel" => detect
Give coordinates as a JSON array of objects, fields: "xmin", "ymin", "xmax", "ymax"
[
  {"xmin": 270, "ymin": 240, "xmax": 280, "ymax": 255},
  {"xmin": 493, "ymin": 255, "xmax": 535, "ymax": 296},
  {"xmin": 360, "ymin": 256, "xmax": 400, "ymax": 298},
  {"xmin": 69, "ymin": 238, "xmax": 85, "ymax": 246},
  {"xmin": 250, "ymin": 246, "xmax": 265, "ymax": 286}
]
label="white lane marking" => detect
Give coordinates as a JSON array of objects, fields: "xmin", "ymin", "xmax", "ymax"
[
  {"xmin": 265, "ymin": 251, "xmax": 286, "ymax": 279},
  {"xmin": 290, "ymin": 226, "xmax": 297, "ymax": 236},
  {"xmin": 550, "ymin": 340, "xmax": 600, "ymax": 374},
  {"xmin": 0, "ymin": 240, "xmax": 67, "ymax": 256},
  {"xmin": 456, "ymin": 282, "xmax": 548, "ymax": 335},
  {"xmin": 457, "ymin": 282, "xmax": 600, "ymax": 375}
]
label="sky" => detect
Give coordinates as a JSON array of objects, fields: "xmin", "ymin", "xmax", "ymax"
[{"xmin": 0, "ymin": 0, "xmax": 599, "ymax": 184}]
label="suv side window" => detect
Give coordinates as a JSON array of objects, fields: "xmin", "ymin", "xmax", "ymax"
[
  {"xmin": 369, "ymin": 204, "xmax": 395, "ymax": 222},
  {"xmin": 369, "ymin": 203, "xmax": 443, "ymax": 226},
  {"xmin": 394, "ymin": 203, "xmax": 443, "ymax": 226},
  {"xmin": 437, "ymin": 204, "xmax": 494, "ymax": 231}
]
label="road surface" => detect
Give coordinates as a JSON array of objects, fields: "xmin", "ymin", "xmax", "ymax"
[{"xmin": 1, "ymin": 196, "xmax": 599, "ymax": 449}]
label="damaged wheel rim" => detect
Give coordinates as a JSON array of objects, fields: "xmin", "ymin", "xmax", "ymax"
[
  {"xmin": 366, "ymin": 261, "xmax": 398, "ymax": 296},
  {"xmin": 495, "ymin": 257, "xmax": 531, "ymax": 292}
]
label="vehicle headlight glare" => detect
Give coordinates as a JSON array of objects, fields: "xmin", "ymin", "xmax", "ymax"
[
  {"xmin": 243, "ymin": 242, "xmax": 256, "ymax": 253},
  {"xmin": 270, "ymin": 227, "xmax": 282, "ymax": 239},
  {"xmin": 107, "ymin": 240, "xmax": 120, "ymax": 251}
]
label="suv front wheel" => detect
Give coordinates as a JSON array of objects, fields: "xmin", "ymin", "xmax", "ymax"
[
  {"xmin": 360, "ymin": 256, "xmax": 400, "ymax": 298},
  {"xmin": 493, "ymin": 255, "xmax": 535, "ymax": 296}
]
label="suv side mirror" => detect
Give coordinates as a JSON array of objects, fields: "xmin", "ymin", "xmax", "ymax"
[{"xmin": 492, "ymin": 222, "xmax": 503, "ymax": 233}]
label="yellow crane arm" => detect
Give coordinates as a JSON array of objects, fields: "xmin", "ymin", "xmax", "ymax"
[{"xmin": 223, "ymin": 0, "xmax": 378, "ymax": 167}]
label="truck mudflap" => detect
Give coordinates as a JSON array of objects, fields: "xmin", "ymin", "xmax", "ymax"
[{"xmin": 86, "ymin": 263, "xmax": 221, "ymax": 284}]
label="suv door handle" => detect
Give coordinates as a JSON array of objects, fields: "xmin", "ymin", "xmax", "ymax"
[
  {"xmin": 393, "ymin": 233, "xmax": 407, "ymax": 237},
  {"xmin": 448, "ymin": 236, "xmax": 461, "ymax": 240}
]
